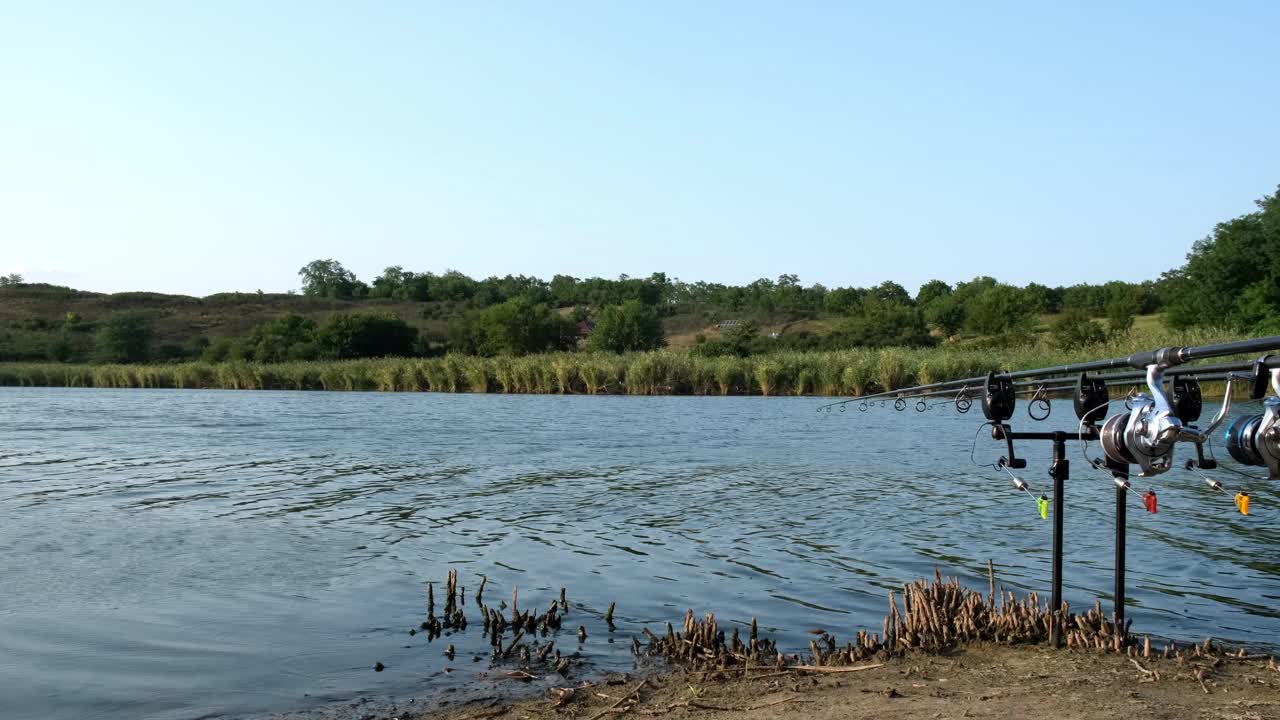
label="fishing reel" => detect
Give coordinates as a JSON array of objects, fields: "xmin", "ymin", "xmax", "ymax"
[
  {"xmin": 1098, "ymin": 365, "xmax": 1237, "ymax": 477},
  {"xmin": 1223, "ymin": 363, "xmax": 1280, "ymax": 479}
]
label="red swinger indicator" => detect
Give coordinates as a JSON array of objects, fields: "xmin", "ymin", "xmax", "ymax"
[{"xmin": 1142, "ymin": 490, "xmax": 1157, "ymax": 514}]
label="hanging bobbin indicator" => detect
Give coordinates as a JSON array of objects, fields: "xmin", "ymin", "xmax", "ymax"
[
  {"xmin": 1142, "ymin": 490, "xmax": 1157, "ymax": 514},
  {"xmin": 1037, "ymin": 495, "xmax": 1049, "ymax": 520},
  {"xmin": 1235, "ymin": 492, "xmax": 1250, "ymax": 516}
]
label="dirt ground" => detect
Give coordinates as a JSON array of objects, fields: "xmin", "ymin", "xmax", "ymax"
[{"xmin": 277, "ymin": 644, "xmax": 1280, "ymax": 720}]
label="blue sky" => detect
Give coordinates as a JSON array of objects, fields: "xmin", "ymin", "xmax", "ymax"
[{"xmin": 2, "ymin": 2, "xmax": 1277, "ymax": 296}]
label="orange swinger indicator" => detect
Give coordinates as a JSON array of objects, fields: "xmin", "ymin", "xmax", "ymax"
[
  {"xmin": 1142, "ymin": 491, "xmax": 1157, "ymax": 514},
  {"xmin": 1235, "ymin": 492, "xmax": 1250, "ymax": 516}
]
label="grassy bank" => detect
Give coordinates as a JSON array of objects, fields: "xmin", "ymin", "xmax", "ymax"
[{"xmin": 0, "ymin": 327, "xmax": 1243, "ymax": 395}]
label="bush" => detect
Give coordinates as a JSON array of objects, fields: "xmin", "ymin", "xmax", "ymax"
[
  {"xmin": 1051, "ymin": 309, "xmax": 1106, "ymax": 349},
  {"xmin": 588, "ymin": 300, "xmax": 666, "ymax": 353},
  {"xmin": 94, "ymin": 312, "xmax": 154, "ymax": 363},
  {"xmin": 828, "ymin": 297, "xmax": 932, "ymax": 348},
  {"xmin": 317, "ymin": 312, "xmax": 418, "ymax": 359},
  {"xmin": 448, "ymin": 298, "xmax": 573, "ymax": 356}
]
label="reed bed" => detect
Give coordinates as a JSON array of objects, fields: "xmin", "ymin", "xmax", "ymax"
[{"xmin": 0, "ymin": 327, "xmax": 1246, "ymax": 396}]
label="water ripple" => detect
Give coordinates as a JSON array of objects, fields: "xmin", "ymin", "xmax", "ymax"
[{"xmin": 0, "ymin": 389, "xmax": 1277, "ymax": 720}]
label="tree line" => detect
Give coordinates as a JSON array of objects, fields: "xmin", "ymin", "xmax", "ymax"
[{"xmin": 2, "ymin": 185, "xmax": 1276, "ymax": 364}]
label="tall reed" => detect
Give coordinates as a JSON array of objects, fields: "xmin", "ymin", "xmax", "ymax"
[{"xmin": 0, "ymin": 325, "xmax": 1248, "ymax": 396}]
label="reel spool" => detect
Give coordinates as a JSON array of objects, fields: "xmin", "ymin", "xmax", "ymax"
[
  {"xmin": 1098, "ymin": 366, "xmax": 1188, "ymax": 477},
  {"xmin": 1224, "ymin": 367, "xmax": 1280, "ymax": 479},
  {"xmin": 1101, "ymin": 365, "xmax": 1250, "ymax": 478}
]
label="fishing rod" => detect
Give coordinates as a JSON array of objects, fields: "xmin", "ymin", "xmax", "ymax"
[
  {"xmin": 820, "ymin": 355, "xmax": 1279, "ymax": 408},
  {"xmin": 822, "ymin": 337, "xmax": 1280, "ymax": 647},
  {"xmin": 834, "ymin": 340, "xmax": 1280, "ymax": 479},
  {"xmin": 873, "ymin": 372, "xmax": 1241, "ymax": 423}
]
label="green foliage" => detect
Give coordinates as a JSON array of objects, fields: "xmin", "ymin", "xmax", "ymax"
[
  {"xmin": 0, "ymin": 273, "xmax": 22, "ymax": 287},
  {"xmin": 587, "ymin": 300, "xmax": 666, "ymax": 353},
  {"xmin": 914, "ymin": 280, "xmax": 952, "ymax": 307},
  {"xmin": 828, "ymin": 297, "xmax": 932, "ymax": 348},
  {"xmin": 1050, "ymin": 309, "xmax": 1106, "ymax": 349},
  {"xmin": 1105, "ymin": 293, "xmax": 1139, "ymax": 336},
  {"xmin": 298, "ymin": 259, "xmax": 366, "ymax": 299},
  {"xmin": 923, "ymin": 296, "xmax": 965, "ymax": 336},
  {"xmin": 963, "ymin": 284, "xmax": 1035, "ymax": 335},
  {"xmin": 1163, "ymin": 187, "xmax": 1280, "ymax": 333},
  {"xmin": 94, "ymin": 312, "xmax": 154, "ymax": 363},
  {"xmin": 448, "ymin": 298, "xmax": 574, "ymax": 356},
  {"xmin": 316, "ymin": 312, "xmax": 417, "ymax": 359},
  {"xmin": 0, "ymin": 324, "xmax": 1246, "ymax": 394},
  {"xmin": 691, "ymin": 320, "xmax": 764, "ymax": 358},
  {"xmin": 245, "ymin": 313, "xmax": 320, "ymax": 362},
  {"xmin": 369, "ymin": 266, "xmax": 432, "ymax": 301},
  {"xmin": 202, "ymin": 337, "xmax": 246, "ymax": 363}
]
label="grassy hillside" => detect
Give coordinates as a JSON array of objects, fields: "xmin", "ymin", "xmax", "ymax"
[
  {"xmin": 0, "ymin": 284, "xmax": 447, "ymax": 345},
  {"xmin": 0, "ymin": 283, "xmax": 880, "ymax": 361}
]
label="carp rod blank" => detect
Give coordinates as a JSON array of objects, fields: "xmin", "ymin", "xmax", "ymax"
[
  {"xmin": 878, "ymin": 371, "xmax": 1238, "ymax": 403},
  {"xmin": 829, "ymin": 337, "xmax": 1280, "ymax": 406}
]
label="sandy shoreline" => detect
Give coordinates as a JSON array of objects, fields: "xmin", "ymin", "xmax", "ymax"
[{"xmin": 267, "ymin": 643, "xmax": 1280, "ymax": 720}]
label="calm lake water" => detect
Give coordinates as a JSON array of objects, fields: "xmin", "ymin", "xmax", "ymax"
[{"xmin": 2, "ymin": 388, "xmax": 1278, "ymax": 719}]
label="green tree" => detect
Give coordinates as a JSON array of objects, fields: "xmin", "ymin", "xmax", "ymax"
[
  {"xmin": 316, "ymin": 313, "xmax": 417, "ymax": 359},
  {"xmin": 245, "ymin": 313, "xmax": 320, "ymax": 362},
  {"xmin": 829, "ymin": 296, "xmax": 932, "ymax": 347},
  {"xmin": 1051, "ymin": 309, "xmax": 1106, "ymax": 349},
  {"xmin": 1022, "ymin": 282, "xmax": 1052, "ymax": 314},
  {"xmin": 298, "ymin": 259, "xmax": 361, "ymax": 299},
  {"xmin": 587, "ymin": 300, "xmax": 666, "ymax": 353},
  {"xmin": 964, "ymin": 284, "xmax": 1035, "ymax": 335},
  {"xmin": 0, "ymin": 273, "xmax": 23, "ymax": 287},
  {"xmin": 823, "ymin": 287, "xmax": 866, "ymax": 315},
  {"xmin": 95, "ymin": 312, "xmax": 154, "ymax": 363},
  {"xmin": 914, "ymin": 279, "xmax": 952, "ymax": 307},
  {"xmin": 923, "ymin": 296, "xmax": 965, "ymax": 336},
  {"xmin": 1104, "ymin": 293, "xmax": 1139, "ymax": 336},
  {"xmin": 872, "ymin": 280, "xmax": 912, "ymax": 305},
  {"xmin": 1164, "ymin": 186, "xmax": 1279, "ymax": 331},
  {"xmin": 369, "ymin": 266, "xmax": 415, "ymax": 299},
  {"xmin": 202, "ymin": 337, "xmax": 248, "ymax": 363},
  {"xmin": 448, "ymin": 298, "xmax": 573, "ymax": 356}
]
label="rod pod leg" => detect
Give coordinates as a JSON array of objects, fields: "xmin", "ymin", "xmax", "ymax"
[
  {"xmin": 1049, "ymin": 434, "xmax": 1068, "ymax": 647},
  {"xmin": 1107, "ymin": 457, "xmax": 1130, "ymax": 639}
]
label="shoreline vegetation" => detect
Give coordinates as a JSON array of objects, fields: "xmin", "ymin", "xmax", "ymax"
[
  {"xmin": 278, "ymin": 567, "xmax": 1280, "ymax": 720},
  {"xmin": 0, "ymin": 327, "xmax": 1251, "ymax": 394}
]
